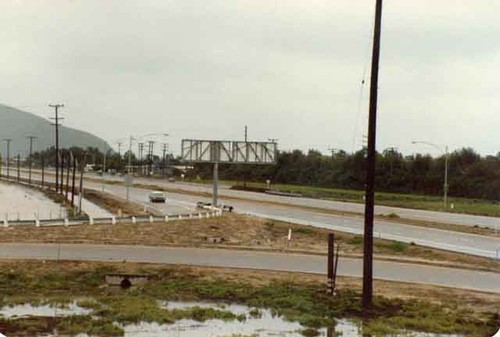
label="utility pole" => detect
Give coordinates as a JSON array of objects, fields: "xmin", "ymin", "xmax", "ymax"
[
  {"xmin": 138, "ymin": 142, "xmax": 144, "ymax": 175},
  {"xmin": 363, "ymin": 0, "xmax": 383, "ymax": 311},
  {"xmin": 3, "ymin": 139, "xmax": 12, "ymax": 179},
  {"xmin": 147, "ymin": 140, "xmax": 155, "ymax": 176},
  {"xmin": 60, "ymin": 150, "xmax": 64, "ymax": 193},
  {"xmin": 41, "ymin": 155, "xmax": 45, "ymax": 188},
  {"xmin": 65, "ymin": 153, "xmax": 71, "ymax": 201},
  {"xmin": 71, "ymin": 154, "xmax": 76, "ymax": 208},
  {"xmin": 244, "ymin": 126, "xmax": 248, "ymax": 188},
  {"xmin": 117, "ymin": 141, "xmax": 122, "ymax": 156},
  {"xmin": 49, "ymin": 103, "xmax": 64, "ymax": 192},
  {"xmin": 128, "ymin": 136, "xmax": 133, "ymax": 174},
  {"xmin": 27, "ymin": 136, "xmax": 37, "ymax": 186},
  {"xmin": 162, "ymin": 143, "xmax": 167, "ymax": 176},
  {"xmin": 102, "ymin": 142, "xmax": 107, "ymax": 176},
  {"xmin": 17, "ymin": 154, "xmax": 20, "ymax": 181}
]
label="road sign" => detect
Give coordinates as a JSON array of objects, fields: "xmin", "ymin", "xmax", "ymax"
[
  {"xmin": 124, "ymin": 175, "xmax": 133, "ymax": 187},
  {"xmin": 181, "ymin": 139, "xmax": 277, "ymax": 164}
]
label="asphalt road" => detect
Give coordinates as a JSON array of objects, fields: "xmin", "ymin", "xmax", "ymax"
[
  {"xmin": 85, "ymin": 173, "xmax": 500, "ymax": 229},
  {"xmin": 88, "ymin": 182, "xmax": 500, "ymax": 259},
  {"xmin": 9, "ymin": 170, "xmax": 500, "ymax": 259},
  {"xmin": 0, "ymin": 243, "xmax": 498, "ymax": 293}
]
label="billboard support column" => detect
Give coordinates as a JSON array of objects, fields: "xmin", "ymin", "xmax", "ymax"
[
  {"xmin": 213, "ymin": 161, "xmax": 218, "ymax": 208},
  {"xmin": 212, "ymin": 142, "xmax": 219, "ymax": 208}
]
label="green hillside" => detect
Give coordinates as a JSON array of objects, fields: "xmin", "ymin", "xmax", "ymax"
[{"xmin": 0, "ymin": 103, "xmax": 110, "ymax": 157}]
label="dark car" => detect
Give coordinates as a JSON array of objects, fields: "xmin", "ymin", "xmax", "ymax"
[{"xmin": 196, "ymin": 201, "xmax": 233, "ymax": 212}]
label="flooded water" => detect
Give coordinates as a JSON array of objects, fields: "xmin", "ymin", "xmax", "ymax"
[
  {"xmin": 0, "ymin": 302, "xmax": 90, "ymax": 318},
  {"xmin": 0, "ymin": 300, "xmax": 463, "ymax": 337},
  {"xmin": 0, "ymin": 181, "xmax": 67, "ymax": 220}
]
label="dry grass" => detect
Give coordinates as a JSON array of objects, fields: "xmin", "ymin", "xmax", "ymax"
[
  {"xmin": 84, "ymin": 190, "xmax": 148, "ymax": 216},
  {"xmin": 1, "ymin": 213, "xmax": 498, "ymax": 272}
]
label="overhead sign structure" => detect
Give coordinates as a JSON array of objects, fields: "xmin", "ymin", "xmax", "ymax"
[
  {"xmin": 181, "ymin": 140, "xmax": 277, "ymax": 165},
  {"xmin": 181, "ymin": 139, "xmax": 278, "ymax": 208}
]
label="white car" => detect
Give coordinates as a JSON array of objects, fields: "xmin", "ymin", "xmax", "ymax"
[{"xmin": 148, "ymin": 191, "xmax": 166, "ymax": 203}]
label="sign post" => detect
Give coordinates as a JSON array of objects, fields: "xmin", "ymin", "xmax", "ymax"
[
  {"xmin": 124, "ymin": 175, "xmax": 133, "ymax": 202},
  {"xmin": 181, "ymin": 139, "xmax": 277, "ymax": 208}
]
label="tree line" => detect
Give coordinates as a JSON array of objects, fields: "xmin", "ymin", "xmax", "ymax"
[
  {"xmin": 23, "ymin": 146, "xmax": 500, "ymax": 201},
  {"xmin": 189, "ymin": 147, "xmax": 500, "ymax": 201}
]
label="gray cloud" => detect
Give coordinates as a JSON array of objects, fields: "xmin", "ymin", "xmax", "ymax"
[{"xmin": 1, "ymin": 0, "xmax": 499, "ymax": 158}]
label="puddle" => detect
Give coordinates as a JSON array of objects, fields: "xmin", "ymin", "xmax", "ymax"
[
  {"xmin": 0, "ymin": 302, "xmax": 90, "ymax": 319},
  {"xmin": 0, "ymin": 300, "xmax": 464, "ymax": 337},
  {"xmin": 120, "ymin": 300, "xmax": 356, "ymax": 337}
]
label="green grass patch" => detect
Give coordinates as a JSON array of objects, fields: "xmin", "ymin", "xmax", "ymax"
[
  {"xmin": 229, "ymin": 181, "xmax": 500, "ymax": 217},
  {"xmin": 0, "ymin": 264, "xmax": 498, "ymax": 336}
]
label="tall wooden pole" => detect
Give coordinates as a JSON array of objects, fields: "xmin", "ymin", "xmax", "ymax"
[{"xmin": 363, "ymin": 0, "xmax": 383, "ymax": 310}]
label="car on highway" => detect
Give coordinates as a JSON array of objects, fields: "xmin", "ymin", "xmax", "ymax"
[
  {"xmin": 196, "ymin": 201, "xmax": 234, "ymax": 212},
  {"xmin": 148, "ymin": 191, "xmax": 166, "ymax": 203}
]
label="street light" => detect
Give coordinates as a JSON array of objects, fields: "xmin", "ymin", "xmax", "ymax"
[
  {"xmin": 411, "ymin": 141, "xmax": 449, "ymax": 210},
  {"xmin": 127, "ymin": 133, "xmax": 169, "ymax": 175}
]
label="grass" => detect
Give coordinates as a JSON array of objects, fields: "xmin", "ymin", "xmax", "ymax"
[
  {"xmin": 1, "ymin": 213, "xmax": 498, "ymax": 272},
  {"xmin": 0, "ymin": 261, "xmax": 498, "ymax": 336},
  {"xmin": 230, "ymin": 181, "xmax": 500, "ymax": 217}
]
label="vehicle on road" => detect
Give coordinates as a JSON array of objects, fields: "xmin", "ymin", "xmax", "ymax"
[
  {"xmin": 148, "ymin": 191, "xmax": 166, "ymax": 203},
  {"xmin": 196, "ymin": 201, "xmax": 233, "ymax": 212}
]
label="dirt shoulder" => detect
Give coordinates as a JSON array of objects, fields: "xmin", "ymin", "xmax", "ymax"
[
  {"xmin": 1, "ymin": 213, "xmax": 498, "ymax": 272},
  {"xmin": 89, "ymin": 177, "xmax": 499, "ymax": 237}
]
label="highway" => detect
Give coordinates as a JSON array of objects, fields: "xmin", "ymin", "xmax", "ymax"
[
  {"xmin": 0, "ymin": 243, "xmax": 498, "ymax": 293},
  {"xmin": 86, "ymin": 173, "xmax": 500, "ymax": 229},
  {"xmin": 89, "ymin": 182, "xmax": 500, "ymax": 259},
  {"xmin": 6, "ymin": 171, "xmax": 500, "ymax": 259}
]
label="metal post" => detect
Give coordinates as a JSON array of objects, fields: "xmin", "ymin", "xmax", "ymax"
[
  {"xmin": 41, "ymin": 156, "xmax": 45, "ymax": 188},
  {"xmin": 17, "ymin": 154, "xmax": 20, "ymax": 181},
  {"xmin": 213, "ymin": 161, "xmax": 219, "ymax": 208},
  {"xmin": 444, "ymin": 146, "xmax": 449, "ymax": 210},
  {"xmin": 162, "ymin": 143, "xmax": 167, "ymax": 176},
  {"xmin": 49, "ymin": 104, "xmax": 64, "ymax": 193},
  {"xmin": 327, "ymin": 233, "xmax": 335, "ymax": 295},
  {"xmin": 65, "ymin": 154, "xmax": 70, "ymax": 201},
  {"xmin": 363, "ymin": 0, "xmax": 383, "ymax": 311},
  {"xmin": 128, "ymin": 136, "xmax": 133, "ymax": 174},
  {"xmin": 78, "ymin": 162, "xmax": 84, "ymax": 215},
  {"xmin": 27, "ymin": 136, "xmax": 36, "ymax": 186},
  {"xmin": 102, "ymin": 143, "xmax": 107, "ymax": 177},
  {"xmin": 212, "ymin": 141, "xmax": 220, "ymax": 207},
  {"xmin": 71, "ymin": 156, "xmax": 76, "ymax": 207},
  {"xmin": 60, "ymin": 151, "xmax": 64, "ymax": 193},
  {"xmin": 3, "ymin": 139, "xmax": 12, "ymax": 179}
]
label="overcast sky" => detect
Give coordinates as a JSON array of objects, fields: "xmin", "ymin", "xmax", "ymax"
[{"xmin": 1, "ymin": 0, "xmax": 499, "ymax": 157}]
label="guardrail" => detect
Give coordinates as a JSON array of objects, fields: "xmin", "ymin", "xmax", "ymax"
[{"xmin": 1, "ymin": 210, "xmax": 222, "ymax": 228}]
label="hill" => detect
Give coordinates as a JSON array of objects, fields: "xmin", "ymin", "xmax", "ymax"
[{"xmin": 0, "ymin": 104, "xmax": 110, "ymax": 157}]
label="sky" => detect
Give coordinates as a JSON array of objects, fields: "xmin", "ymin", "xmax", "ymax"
[{"xmin": 1, "ymin": 0, "xmax": 499, "ymax": 158}]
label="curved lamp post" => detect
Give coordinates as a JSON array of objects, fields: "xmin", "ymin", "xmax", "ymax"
[{"xmin": 412, "ymin": 141, "xmax": 449, "ymax": 210}]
